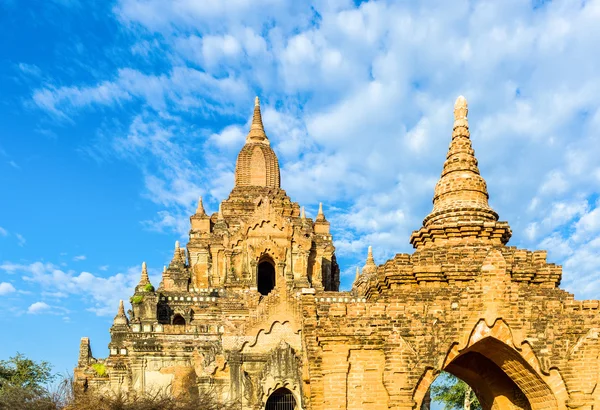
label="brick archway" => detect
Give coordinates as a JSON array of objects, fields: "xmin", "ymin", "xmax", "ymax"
[{"xmin": 414, "ymin": 336, "xmax": 558, "ymax": 410}]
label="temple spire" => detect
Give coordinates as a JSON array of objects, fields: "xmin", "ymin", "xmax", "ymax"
[
  {"xmin": 301, "ymin": 206, "xmax": 306, "ymax": 220},
  {"xmin": 218, "ymin": 202, "xmax": 224, "ymax": 220},
  {"xmin": 367, "ymin": 246, "xmax": 374, "ymax": 265},
  {"xmin": 362, "ymin": 246, "xmax": 377, "ymax": 275},
  {"xmin": 135, "ymin": 262, "xmax": 154, "ymax": 293},
  {"xmin": 316, "ymin": 202, "xmax": 326, "ymax": 222},
  {"xmin": 196, "ymin": 196, "xmax": 206, "ymax": 216},
  {"xmin": 170, "ymin": 241, "xmax": 182, "ymax": 264},
  {"xmin": 422, "ymin": 95, "xmax": 498, "ymax": 227},
  {"xmin": 137, "ymin": 262, "xmax": 149, "ymax": 287},
  {"xmin": 355, "ymin": 266, "xmax": 360, "ymax": 282},
  {"xmin": 113, "ymin": 300, "xmax": 128, "ymax": 326},
  {"xmin": 410, "ymin": 96, "xmax": 512, "ymax": 248},
  {"xmin": 246, "ymin": 96, "xmax": 268, "ymax": 144}
]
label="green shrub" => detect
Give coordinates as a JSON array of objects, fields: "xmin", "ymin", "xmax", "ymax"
[
  {"xmin": 0, "ymin": 353, "xmax": 239, "ymax": 410},
  {"xmin": 130, "ymin": 295, "xmax": 144, "ymax": 304},
  {"xmin": 143, "ymin": 283, "xmax": 155, "ymax": 292},
  {"xmin": 91, "ymin": 364, "xmax": 106, "ymax": 378}
]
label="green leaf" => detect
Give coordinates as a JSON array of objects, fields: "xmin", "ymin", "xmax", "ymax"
[{"xmin": 430, "ymin": 372, "xmax": 481, "ymax": 410}]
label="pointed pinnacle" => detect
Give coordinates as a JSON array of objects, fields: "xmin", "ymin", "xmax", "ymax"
[
  {"xmin": 316, "ymin": 202, "xmax": 326, "ymax": 222},
  {"xmin": 113, "ymin": 300, "xmax": 129, "ymax": 326},
  {"xmin": 453, "ymin": 95, "xmax": 469, "ymax": 129},
  {"xmin": 139, "ymin": 261, "xmax": 149, "ymax": 285},
  {"xmin": 118, "ymin": 300, "xmax": 125, "ymax": 316},
  {"xmin": 362, "ymin": 245, "xmax": 377, "ymax": 275},
  {"xmin": 113, "ymin": 299, "xmax": 128, "ymax": 326},
  {"xmin": 172, "ymin": 241, "xmax": 181, "ymax": 262},
  {"xmin": 355, "ymin": 266, "xmax": 360, "ymax": 282},
  {"xmin": 163, "ymin": 265, "xmax": 167, "ymax": 274},
  {"xmin": 196, "ymin": 196, "xmax": 206, "ymax": 215},
  {"xmin": 367, "ymin": 246, "xmax": 375, "ymax": 264},
  {"xmin": 301, "ymin": 206, "xmax": 306, "ymax": 220},
  {"xmin": 247, "ymin": 96, "xmax": 268, "ymax": 143}
]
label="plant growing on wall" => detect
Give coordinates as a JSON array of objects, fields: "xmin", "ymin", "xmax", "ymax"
[
  {"xmin": 130, "ymin": 295, "xmax": 144, "ymax": 304},
  {"xmin": 91, "ymin": 363, "xmax": 107, "ymax": 378}
]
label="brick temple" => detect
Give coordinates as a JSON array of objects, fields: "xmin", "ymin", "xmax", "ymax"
[{"xmin": 75, "ymin": 96, "xmax": 600, "ymax": 410}]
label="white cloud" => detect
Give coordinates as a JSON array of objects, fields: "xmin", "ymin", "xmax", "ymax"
[
  {"xmin": 113, "ymin": 0, "xmax": 300, "ymax": 31},
  {"xmin": 0, "ymin": 226, "xmax": 7, "ymax": 236},
  {"xmin": 0, "ymin": 282, "xmax": 16, "ymax": 295},
  {"xmin": 142, "ymin": 210, "xmax": 190, "ymax": 238},
  {"xmin": 209, "ymin": 125, "xmax": 245, "ymax": 148},
  {"xmin": 573, "ymin": 205, "xmax": 600, "ymax": 241},
  {"xmin": 33, "ymin": 67, "xmax": 249, "ymax": 118},
  {"xmin": 15, "ymin": 233, "xmax": 26, "ymax": 247},
  {"xmin": 72, "ymin": 255, "xmax": 86, "ymax": 261},
  {"xmin": 17, "ymin": 62, "xmax": 42, "ymax": 77},
  {"xmin": 32, "ymin": 80, "xmax": 131, "ymax": 118},
  {"xmin": 2, "ymin": 262, "xmax": 141, "ymax": 316},
  {"xmin": 0, "ymin": 262, "xmax": 23, "ymax": 273},
  {"xmin": 27, "ymin": 301, "xmax": 51, "ymax": 314},
  {"xmin": 26, "ymin": 0, "xmax": 600, "ymax": 298}
]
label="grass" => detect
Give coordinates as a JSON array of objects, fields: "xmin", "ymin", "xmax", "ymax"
[{"xmin": 0, "ymin": 376, "xmax": 238, "ymax": 410}]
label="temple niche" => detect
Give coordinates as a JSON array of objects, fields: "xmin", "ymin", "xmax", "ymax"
[{"xmin": 75, "ymin": 96, "xmax": 600, "ymax": 410}]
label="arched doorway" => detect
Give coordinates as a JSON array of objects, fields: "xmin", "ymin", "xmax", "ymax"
[
  {"xmin": 172, "ymin": 314, "xmax": 186, "ymax": 326},
  {"xmin": 265, "ymin": 387, "xmax": 296, "ymax": 410},
  {"xmin": 415, "ymin": 336, "xmax": 558, "ymax": 410},
  {"xmin": 257, "ymin": 259, "xmax": 275, "ymax": 296},
  {"xmin": 444, "ymin": 350, "xmax": 531, "ymax": 409}
]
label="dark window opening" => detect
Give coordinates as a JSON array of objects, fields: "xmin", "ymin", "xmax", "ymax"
[
  {"xmin": 265, "ymin": 388, "xmax": 296, "ymax": 410},
  {"xmin": 257, "ymin": 260, "xmax": 275, "ymax": 296},
  {"xmin": 172, "ymin": 314, "xmax": 186, "ymax": 326}
]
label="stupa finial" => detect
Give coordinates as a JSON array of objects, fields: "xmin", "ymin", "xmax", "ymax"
[
  {"xmin": 454, "ymin": 95, "xmax": 468, "ymax": 121},
  {"xmin": 246, "ymin": 96, "xmax": 268, "ymax": 143},
  {"xmin": 421, "ymin": 95, "xmax": 498, "ymax": 227},
  {"xmin": 362, "ymin": 245, "xmax": 377, "ymax": 275},
  {"xmin": 316, "ymin": 202, "xmax": 326, "ymax": 222},
  {"xmin": 118, "ymin": 299, "xmax": 125, "ymax": 316},
  {"xmin": 113, "ymin": 299, "xmax": 128, "ymax": 326},
  {"xmin": 196, "ymin": 196, "xmax": 206, "ymax": 215},
  {"xmin": 137, "ymin": 261, "xmax": 150, "ymax": 286}
]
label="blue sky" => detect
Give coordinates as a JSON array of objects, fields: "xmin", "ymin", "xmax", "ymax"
[{"xmin": 1, "ymin": 0, "xmax": 600, "ymax": 382}]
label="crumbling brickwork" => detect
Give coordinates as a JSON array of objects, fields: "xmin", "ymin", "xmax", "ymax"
[{"xmin": 75, "ymin": 97, "xmax": 600, "ymax": 410}]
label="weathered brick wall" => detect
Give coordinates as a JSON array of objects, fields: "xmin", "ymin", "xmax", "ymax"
[{"xmin": 301, "ymin": 258, "xmax": 600, "ymax": 409}]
